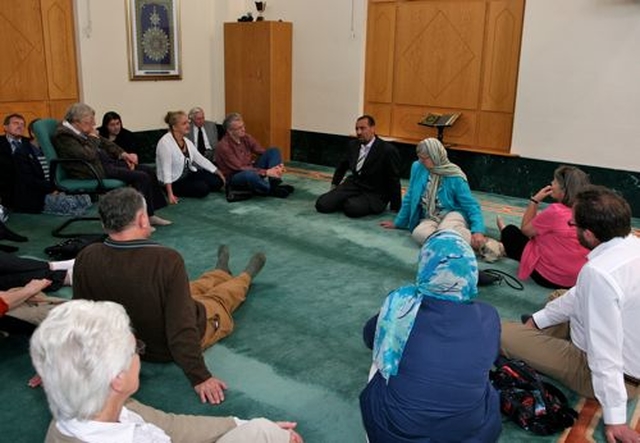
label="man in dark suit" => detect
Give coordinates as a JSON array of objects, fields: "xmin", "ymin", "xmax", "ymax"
[
  {"xmin": 187, "ymin": 107, "xmax": 218, "ymax": 162},
  {"xmin": 1, "ymin": 113, "xmax": 54, "ymax": 213},
  {"xmin": 315, "ymin": 115, "xmax": 401, "ymax": 218},
  {"xmin": 0, "ymin": 113, "xmax": 23, "ymax": 209}
]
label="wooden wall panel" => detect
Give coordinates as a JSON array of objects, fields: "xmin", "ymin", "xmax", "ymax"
[
  {"xmin": 0, "ymin": 0, "xmax": 48, "ymax": 101},
  {"xmin": 49, "ymin": 99, "xmax": 76, "ymax": 120},
  {"xmin": 364, "ymin": 0, "xmax": 524, "ymax": 154},
  {"xmin": 41, "ymin": 0, "xmax": 79, "ymax": 100},
  {"xmin": 394, "ymin": 1, "xmax": 486, "ymax": 109},
  {"xmin": 364, "ymin": 3, "xmax": 396, "ymax": 104},
  {"xmin": 480, "ymin": 0, "xmax": 524, "ymax": 112},
  {"xmin": 363, "ymin": 103, "xmax": 392, "ymax": 135},
  {"xmin": 477, "ymin": 111, "xmax": 512, "ymax": 152}
]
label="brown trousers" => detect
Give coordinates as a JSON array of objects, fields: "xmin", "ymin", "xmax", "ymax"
[{"xmin": 189, "ymin": 270, "xmax": 251, "ymax": 349}]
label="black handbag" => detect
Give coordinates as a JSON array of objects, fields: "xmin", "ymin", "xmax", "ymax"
[
  {"xmin": 44, "ymin": 234, "xmax": 106, "ymax": 260},
  {"xmin": 478, "ymin": 269, "xmax": 524, "ymax": 290}
]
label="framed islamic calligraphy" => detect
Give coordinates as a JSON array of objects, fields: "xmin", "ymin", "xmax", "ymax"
[{"xmin": 126, "ymin": 0, "xmax": 181, "ymax": 80}]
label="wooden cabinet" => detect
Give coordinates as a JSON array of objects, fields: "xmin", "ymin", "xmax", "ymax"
[
  {"xmin": 224, "ymin": 21, "xmax": 293, "ymax": 160},
  {"xmin": 0, "ymin": 0, "xmax": 79, "ymax": 123}
]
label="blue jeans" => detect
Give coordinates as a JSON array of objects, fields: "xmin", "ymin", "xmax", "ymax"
[{"xmin": 229, "ymin": 148, "xmax": 282, "ymax": 195}]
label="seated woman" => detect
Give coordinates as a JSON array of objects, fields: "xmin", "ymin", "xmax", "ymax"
[
  {"xmin": 497, "ymin": 165, "xmax": 590, "ymax": 289},
  {"xmin": 156, "ymin": 111, "xmax": 225, "ymax": 204},
  {"xmin": 30, "ymin": 300, "xmax": 303, "ymax": 443},
  {"xmin": 360, "ymin": 230, "xmax": 502, "ymax": 443},
  {"xmin": 381, "ymin": 138, "xmax": 486, "ymax": 250},
  {"xmin": 98, "ymin": 111, "xmax": 140, "ymax": 154}
]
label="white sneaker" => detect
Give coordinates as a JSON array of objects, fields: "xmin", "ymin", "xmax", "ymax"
[{"xmin": 149, "ymin": 215, "xmax": 172, "ymax": 226}]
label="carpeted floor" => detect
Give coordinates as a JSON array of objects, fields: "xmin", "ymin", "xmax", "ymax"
[{"xmin": 1, "ymin": 161, "xmax": 639, "ymax": 443}]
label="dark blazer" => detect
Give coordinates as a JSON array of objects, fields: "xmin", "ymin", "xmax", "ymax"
[
  {"xmin": 13, "ymin": 141, "xmax": 54, "ymax": 213},
  {"xmin": 53, "ymin": 125, "xmax": 124, "ymax": 179},
  {"xmin": 332, "ymin": 136, "xmax": 402, "ymax": 210},
  {"xmin": 0, "ymin": 136, "xmax": 16, "ymax": 207},
  {"xmin": 187, "ymin": 120, "xmax": 218, "ymax": 160}
]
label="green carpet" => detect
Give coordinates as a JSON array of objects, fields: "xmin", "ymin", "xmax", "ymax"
[{"xmin": 1, "ymin": 163, "xmax": 637, "ymax": 442}]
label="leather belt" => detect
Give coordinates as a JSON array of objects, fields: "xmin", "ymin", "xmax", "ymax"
[{"xmin": 624, "ymin": 374, "xmax": 640, "ymax": 386}]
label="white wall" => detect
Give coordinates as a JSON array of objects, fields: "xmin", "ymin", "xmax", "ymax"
[
  {"xmin": 74, "ymin": 0, "xmax": 222, "ymax": 130},
  {"xmin": 512, "ymin": 0, "xmax": 640, "ymax": 172},
  {"xmin": 74, "ymin": 0, "xmax": 640, "ymax": 171}
]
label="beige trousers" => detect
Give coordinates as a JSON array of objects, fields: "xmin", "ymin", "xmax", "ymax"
[
  {"xmin": 189, "ymin": 269, "xmax": 251, "ymax": 349},
  {"xmin": 411, "ymin": 211, "xmax": 471, "ymax": 245},
  {"xmin": 501, "ymin": 321, "xmax": 639, "ymax": 399}
]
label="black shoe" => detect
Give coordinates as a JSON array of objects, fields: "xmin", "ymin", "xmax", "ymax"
[
  {"xmin": 0, "ymin": 222, "xmax": 27, "ymax": 242},
  {"xmin": 0, "ymin": 244, "xmax": 19, "ymax": 253},
  {"xmin": 270, "ymin": 186, "xmax": 291, "ymax": 198},
  {"xmin": 278, "ymin": 184, "xmax": 295, "ymax": 194}
]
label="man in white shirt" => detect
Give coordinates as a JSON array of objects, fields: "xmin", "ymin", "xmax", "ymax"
[
  {"xmin": 501, "ymin": 185, "xmax": 640, "ymax": 443},
  {"xmin": 30, "ymin": 299, "xmax": 304, "ymax": 443}
]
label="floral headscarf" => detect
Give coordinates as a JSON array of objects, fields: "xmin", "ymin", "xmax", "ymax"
[{"xmin": 372, "ymin": 230, "xmax": 479, "ymax": 381}]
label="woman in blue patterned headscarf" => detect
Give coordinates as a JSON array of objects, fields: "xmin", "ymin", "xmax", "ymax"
[{"xmin": 360, "ymin": 230, "xmax": 502, "ymax": 443}]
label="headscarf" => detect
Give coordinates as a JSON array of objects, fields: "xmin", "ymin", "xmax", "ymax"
[
  {"xmin": 372, "ymin": 230, "xmax": 479, "ymax": 381},
  {"xmin": 417, "ymin": 138, "xmax": 467, "ymax": 222}
]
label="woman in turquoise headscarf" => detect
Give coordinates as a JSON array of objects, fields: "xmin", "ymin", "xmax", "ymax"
[
  {"xmin": 360, "ymin": 230, "xmax": 502, "ymax": 443},
  {"xmin": 381, "ymin": 137, "xmax": 486, "ymax": 250}
]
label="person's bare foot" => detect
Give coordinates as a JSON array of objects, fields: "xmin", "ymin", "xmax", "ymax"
[{"xmin": 496, "ymin": 216, "xmax": 505, "ymax": 232}]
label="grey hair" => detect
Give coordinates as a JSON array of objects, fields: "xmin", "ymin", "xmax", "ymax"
[
  {"xmin": 553, "ymin": 165, "xmax": 590, "ymax": 207},
  {"xmin": 30, "ymin": 300, "xmax": 135, "ymax": 421},
  {"xmin": 416, "ymin": 138, "xmax": 448, "ymax": 166},
  {"xmin": 64, "ymin": 103, "xmax": 95, "ymax": 124},
  {"xmin": 222, "ymin": 112, "xmax": 243, "ymax": 131},
  {"xmin": 188, "ymin": 107, "xmax": 204, "ymax": 120},
  {"xmin": 98, "ymin": 187, "xmax": 146, "ymax": 233}
]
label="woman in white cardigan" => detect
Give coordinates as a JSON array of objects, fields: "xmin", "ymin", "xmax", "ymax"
[{"xmin": 156, "ymin": 111, "xmax": 225, "ymax": 204}]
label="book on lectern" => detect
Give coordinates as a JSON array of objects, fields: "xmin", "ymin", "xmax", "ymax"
[{"xmin": 419, "ymin": 112, "xmax": 461, "ymax": 127}]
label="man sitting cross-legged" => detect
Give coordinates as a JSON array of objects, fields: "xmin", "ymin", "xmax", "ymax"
[
  {"xmin": 501, "ymin": 185, "xmax": 640, "ymax": 443},
  {"xmin": 72, "ymin": 187, "xmax": 267, "ymax": 405}
]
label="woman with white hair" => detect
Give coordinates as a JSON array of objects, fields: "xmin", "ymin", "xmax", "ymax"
[
  {"xmin": 30, "ymin": 300, "xmax": 303, "ymax": 443},
  {"xmin": 380, "ymin": 137, "xmax": 486, "ymax": 249}
]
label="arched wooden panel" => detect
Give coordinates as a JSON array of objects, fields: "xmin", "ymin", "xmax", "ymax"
[{"xmin": 363, "ymin": 0, "xmax": 524, "ymax": 154}]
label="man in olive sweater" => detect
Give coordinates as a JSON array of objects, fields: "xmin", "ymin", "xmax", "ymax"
[{"xmin": 73, "ymin": 187, "xmax": 266, "ymax": 405}]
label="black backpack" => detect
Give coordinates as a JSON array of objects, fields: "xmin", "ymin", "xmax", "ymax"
[{"xmin": 490, "ymin": 357, "xmax": 578, "ymax": 435}]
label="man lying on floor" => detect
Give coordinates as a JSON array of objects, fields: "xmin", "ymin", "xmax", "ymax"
[
  {"xmin": 72, "ymin": 187, "xmax": 266, "ymax": 405},
  {"xmin": 31, "ymin": 299, "xmax": 303, "ymax": 443}
]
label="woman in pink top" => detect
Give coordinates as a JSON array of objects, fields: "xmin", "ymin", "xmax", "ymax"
[{"xmin": 497, "ymin": 166, "xmax": 590, "ymax": 289}]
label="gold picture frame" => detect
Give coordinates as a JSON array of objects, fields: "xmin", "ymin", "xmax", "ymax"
[{"xmin": 126, "ymin": 0, "xmax": 181, "ymax": 80}]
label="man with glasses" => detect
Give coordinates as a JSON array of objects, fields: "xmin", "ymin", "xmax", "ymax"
[{"xmin": 501, "ymin": 185, "xmax": 640, "ymax": 443}]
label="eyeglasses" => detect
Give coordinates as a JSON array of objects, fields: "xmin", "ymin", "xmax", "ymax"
[{"xmin": 135, "ymin": 339, "xmax": 146, "ymax": 356}]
